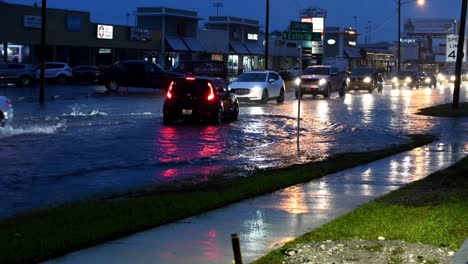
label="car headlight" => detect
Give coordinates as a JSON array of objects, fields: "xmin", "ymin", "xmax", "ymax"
[
  {"xmin": 252, "ymin": 86, "xmax": 262, "ymax": 93},
  {"xmin": 405, "ymin": 77, "xmax": 412, "ymax": 83},
  {"xmin": 450, "ymin": 75, "xmax": 456, "ymax": 81},
  {"xmin": 294, "ymin": 77, "xmax": 301, "ymax": 86},
  {"xmin": 425, "ymin": 77, "xmax": 431, "ymax": 83},
  {"xmin": 346, "ymin": 77, "xmax": 350, "ymax": 83},
  {"xmin": 318, "ymin": 79, "xmax": 327, "ymax": 86},
  {"xmin": 392, "ymin": 77, "xmax": 398, "ymax": 83},
  {"xmin": 363, "ymin": 77, "xmax": 371, "ymax": 83},
  {"xmin": 438, "ymin": 73, "xmax": 445, "ymax": 81}
]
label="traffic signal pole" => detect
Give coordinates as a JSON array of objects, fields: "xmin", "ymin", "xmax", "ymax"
[{"xmin": 453, "ymin": 0, "xmax": 467, "ymax": 109}]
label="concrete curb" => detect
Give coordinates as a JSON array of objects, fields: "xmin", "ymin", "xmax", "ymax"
[{"xmin": 451, "ymin": 239, "xmax": 468, "ymax": 264}]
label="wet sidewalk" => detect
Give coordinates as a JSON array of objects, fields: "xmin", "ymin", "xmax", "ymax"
[{"xmin": 45, "ymin": 139, "xmax": 467, "ymax": 264}]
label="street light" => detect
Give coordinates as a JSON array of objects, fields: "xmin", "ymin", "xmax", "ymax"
[{"xmin": 397, "ymin": 0, "xmax": 425, "ymax": 71}]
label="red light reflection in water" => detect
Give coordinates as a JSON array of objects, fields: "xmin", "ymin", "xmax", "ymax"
[
  {"xmin": 200, "ymin": 229, "xmax": 220, "ymax": 260},
  {"xmin": 156, "ymin": 125, "xmax": 227, "ymax": 180}
]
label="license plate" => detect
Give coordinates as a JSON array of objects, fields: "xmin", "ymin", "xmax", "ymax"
[{"xmin": 182, "ymin": 109, "xmax": 192, "ymax": 115}]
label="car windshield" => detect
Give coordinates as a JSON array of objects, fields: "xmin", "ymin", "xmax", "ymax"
[
  {"xmin": 235, "ymin": 73, "xmax": 267, "ymax": 82},
  {"xmin": 172, "ymin": 79, "xmax": 211, "ymax": 96},
  {"xmin": 396, "ymin": 71, "xmax": 414, "ymax": 78},
  {"xmin": 303, "ymin": 67, "xmax": 330, "ymax": 75},
  {"xmin": 351, "ymin": 68, "xmax": 375, "ymax": 75}
]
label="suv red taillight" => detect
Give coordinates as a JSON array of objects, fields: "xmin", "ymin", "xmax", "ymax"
[
  {"xmin": 207, "ymin": 83, "xmax": 215, "ymax": 101},
  {"xmin": 166, "ymin": 81, "xmax": 175, "ymax": 99}
]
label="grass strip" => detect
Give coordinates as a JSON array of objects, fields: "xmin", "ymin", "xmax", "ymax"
[
  {"xmin": 0, "ymin": 134, "xmax": 436, "ymax": 264},
  {"xmin": 417, "ymin": 102, "xmax": 468, "ymax": 117},
  {"xmin": 254, "ymin": 154, "xmax": 468, "ymax": 264}
]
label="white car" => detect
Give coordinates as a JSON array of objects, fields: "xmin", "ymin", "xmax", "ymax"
[
  {"xmin": 228, "ymin": 71, "xmax": 285, "ymax": 104},
  {"xmin": 0, "ymin": 96, "xmax": 13, "ymax": 127},
  {"xmin": 36, "ymin": 62, "xmax": 73, "ymax": 84}
]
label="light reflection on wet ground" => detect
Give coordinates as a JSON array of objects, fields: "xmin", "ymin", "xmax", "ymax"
[{"xmin": 0, "ymin": 84, "xmax": 467, "ymax": 219}]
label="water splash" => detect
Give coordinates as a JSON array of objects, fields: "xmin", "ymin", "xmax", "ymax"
[
  {"xmin": 0, "ymin": 121, "xmax": 67, "ymax": 138},
  {"xmin": 64, "ymin": 103, "xmax": 108, "ymax": 117}
]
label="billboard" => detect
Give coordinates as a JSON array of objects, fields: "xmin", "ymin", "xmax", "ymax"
[
  {"xmin": 97, "ymin": 25, "xmax": 113, "ymax": 39},
  {"xmin": 404, "ymin": 18, "xmax": 456, "ymax": 35},
  {"xmin": 301, "ymin": 17, "xmax": 324, "ymax": 55}
]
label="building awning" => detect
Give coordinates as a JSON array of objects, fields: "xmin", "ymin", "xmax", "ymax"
[
  {"xmin": 230, "ymin": 41, "xmax": 249, "ymax": 54},
  {"xmin": 344, "ymin": 47, "xmax": 362, "ymax": 59},
  {"xmin": 183, "ymin": 37, "xmax": 205, "ymax": 52},
  {"xmin": 166, "ymin": 36, "xmax": 189, "ymax": 51},
  {"xmin": 244, "ymin": 42, "xmax": 264, "ymax": 55},
  {"xmin": 362, "ymin": 47, "xmax": 394, "ymax": 56}
]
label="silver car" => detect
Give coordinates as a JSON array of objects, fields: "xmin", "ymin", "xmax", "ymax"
[
  {"xmin": 36, "ymin": 62, "xmax": 73, "ymax": 84},
  {"xmin": 0, "ymin": 96, "xmax": 13, "ymax": 127},
  {"xmin": 228, "ymin": 71, "xmax": 286, "ymax": 104},
  {"xmin": 0, "ymin": 63, "xmax": 37, "ymax": 86}
]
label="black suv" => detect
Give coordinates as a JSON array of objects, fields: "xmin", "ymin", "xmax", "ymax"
[
  {"xmin": 98, "ymin": 60, "xmax": 183, "ymax": 92},
  {"xmin": 163, "ymin": 76, "xmax": 239, "ymax": 125},
  {"xmin": 348, "ymin": 67, "xmax": 383, "ymax": 93},
  {"xmin": 392, "ymin": 70, "xmax": 420, "ymax": 89},
  {"xmin": 0, "ymin": 63, "xmax": 37, "ymax": 86},
  {"xmin": 169, "ymin": 60, "xmax": 227, "ymax": 80}
]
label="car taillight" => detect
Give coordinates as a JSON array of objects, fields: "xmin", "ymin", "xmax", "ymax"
[
  {"xmin": 167, "ymin": 81, "xmax": 175, "ymax": 99},
  {"xmin": 207, "ymin": 83, "xmax": 215, "ymax": 101},
  {"xmin": 186, "ymin": 77, "xmax": 196, "ymax": 81}
]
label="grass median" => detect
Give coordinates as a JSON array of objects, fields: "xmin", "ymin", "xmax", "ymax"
[
  {"xmin": 0, "ymin": 134, "xmax": 436, "ymax": 264},
  {"xmin": 254, "ymin": 154, "xmax": 468, "ymax": 264},
  {"xmin": 417, "ymin": 102, "xmax": 468, "ymax": 117}
]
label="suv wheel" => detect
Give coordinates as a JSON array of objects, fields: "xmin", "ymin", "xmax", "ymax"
[
  {"xmin": 324, "ymin": 84, "xmax": 331, "ymax": 98},
  {"xmin": 106, "ymin": 81, "xmax": 120, "ymax": 92},
  {"xmin": 260, "ymin": 89, "xmax": 268, "ymax": 104},
  {"xmin": 276, "ymin": 88, "xmax": 285, "ymax": 104},
  {"xmin": 17, "ymin": 76, "xmax": 32, "ymax": 86},
  {"xmin": 339, "ymin": 83, "xmax": 347, "ymax": 97},
  {"xmin": 57, "ymin": 75, "xmax": 68, "ymax": 84}
]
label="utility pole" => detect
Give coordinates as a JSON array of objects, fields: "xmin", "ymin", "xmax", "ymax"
[
  {"xmin": 39, "ymin": 0, "xmax": 47, "ymax": 105},
  {"xmin": 264, "ymin": 0, "xmax": 269, "ymax": 70},
  {"xmin": 367, "ymin": 21, "xmax": 371, "ymax": 44},
  {"xmin": 453, "ymin": 0, "xmax": 467, "ymax": 109}
]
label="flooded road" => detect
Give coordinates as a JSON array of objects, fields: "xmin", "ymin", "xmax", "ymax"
[{"xmin": 0, "ymin": 84, "xmax": 467, "ymax": 219}]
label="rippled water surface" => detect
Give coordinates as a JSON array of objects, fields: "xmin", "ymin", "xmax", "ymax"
[{"xmin": 0, "ymin": 84, "xmax": 466, "ymax": 218}]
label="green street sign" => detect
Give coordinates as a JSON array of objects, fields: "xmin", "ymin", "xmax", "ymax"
[
  {"xmin": 282, "ymin": 32, "xmax": 321, "ymax": 41},
  {"xmin": 289, "ymin": 21, "xmax": 312, "ymax": 31}
]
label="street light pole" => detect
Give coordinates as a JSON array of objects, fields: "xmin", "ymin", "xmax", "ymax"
[
  {"xmin": 265, "ymin": 0, "xmax": 269, "ymax": 70},
  {"xmin": 398, "ymin": 0, "xmax": 401, "ymax": 71},
  {"xmin": 397, "ymin": 0, "xmax": 425, "ymax": 71}
]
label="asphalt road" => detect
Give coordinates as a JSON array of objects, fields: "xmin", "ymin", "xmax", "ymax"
[{"xmin": 0, "ymin": 82, "xmax": 466, "ymax": 219}]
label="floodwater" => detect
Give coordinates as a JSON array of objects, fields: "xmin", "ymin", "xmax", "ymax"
[{"xmin": 0, "ymin": 84, "xmax": 466, "ymax": 219}]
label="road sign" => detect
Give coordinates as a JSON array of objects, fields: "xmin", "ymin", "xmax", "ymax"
[
  {"xmin": 289, "ymin": 21, "xmax": 312, "ymax": 32},
  {"xmin": 446, "ymin": 34, "xmax": 466, "ymax": 62},
  {"xmin": 282, "ymin": 32, "xmax": 321, "ymax": 41}
]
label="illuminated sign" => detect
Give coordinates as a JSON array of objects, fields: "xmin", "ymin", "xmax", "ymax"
[
  {"xmin": 301, "ymin": 17, "xmax": 324, "ymax": 54},
  {"xmin": 130, "ymin": 28, "xmax": 152, "ymax": 41},
  {"xmin": 247, "ymin": 33, "xmax": 258, "ymax": 40},
  {"xmin": 327, "ymin": 39, "xmax": 336, "ymax": 45},
  {"xmin": 99, "ymin": 48, "xmax": 111, "ymax": 54},
  {"xmin": 348, "ymin": 41, "xmax": 357, "ymax": 46},
  {"xmin": 97, "ymin": 25, "xmax": 113, "ymax": 39}
]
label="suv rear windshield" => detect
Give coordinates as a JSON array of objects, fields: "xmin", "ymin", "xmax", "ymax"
[
  {"xmin": 172, "ymin": 79, "xmax": 212, "ymax": 96},
  {"xmin": 303, "ymin": 67, "xmax": 330, "ymax": 75}
]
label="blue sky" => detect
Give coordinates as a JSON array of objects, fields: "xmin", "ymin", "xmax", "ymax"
[{"xmin": 6, "ymin": 0, "xmax": 464, "ymax": 42}]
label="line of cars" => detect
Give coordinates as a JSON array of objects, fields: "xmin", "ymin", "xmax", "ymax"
[{"xmin": 0, "ymin": 62, "xmax": 101, "ymax": 86}]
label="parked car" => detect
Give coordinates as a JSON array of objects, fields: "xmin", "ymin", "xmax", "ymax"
[
  {"xmin": 163, "ymin": 76, "xmax": 239, "ymax": 124},
  {"xmin": 72, "ymin": 65, "xmax": 101, "ymax": 83},
  {"xmin": 169, "ymin": 60, "xmax": 227, "ymax": 80},
  {"xmin": 0, "ymin": 63, "xmax": 37, "ymax": 86},
  {"xmin": 228, "ymin": 70, "xmax": 285, "ymax": 104},
  {"xmin": 297, "ymin": 65, "xmax": 347, "ymax": 98},
  {"xmin": 391, "ymin": 70, "xmax": 420, "ymax": 89},
  {"xmin": 0, "ymin": 95, "xmax": 13, "ymax": 127},
  {"xmin": 98, "ymin": 60, "xmax": 183, "ymax": 92},
  {"xmin": 418, "ymin": 71, "xmax": 437, "ymax": 88},
  {"xmin": 35, "ymin": 62, "xmax": 73, "ymax": 84},
  {"xmin": 348, "ymin": 67, "xmax": 383, "ymax": 93}
]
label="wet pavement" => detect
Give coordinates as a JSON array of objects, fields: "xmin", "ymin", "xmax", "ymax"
[
  {"xmin": 0, "ymin": 83, "xmax": 467, "ymax": 219},
  {"xmin": 43, "ymin": 139, "xmax": 467, "ymax": 264}
]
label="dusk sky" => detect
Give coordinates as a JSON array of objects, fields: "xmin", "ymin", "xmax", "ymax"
[{"xmin": 5, "ymin": 0, "xmax": 464, "ymax": 42}]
